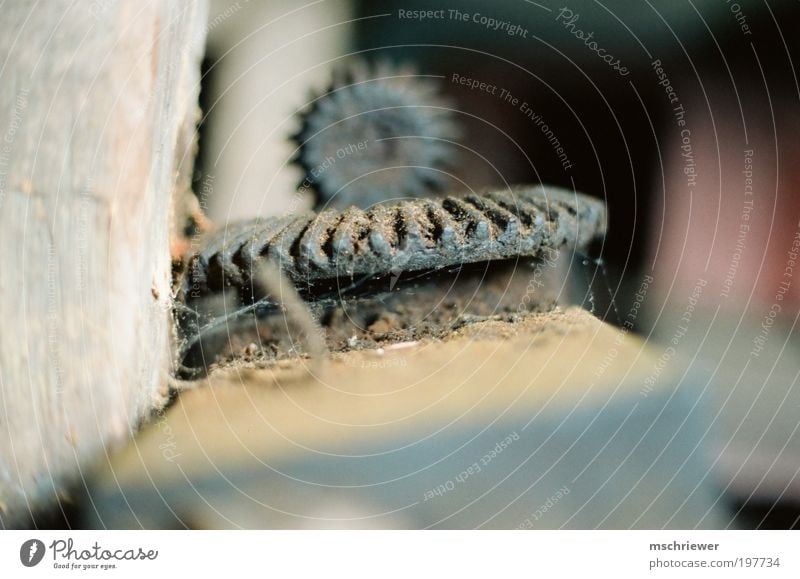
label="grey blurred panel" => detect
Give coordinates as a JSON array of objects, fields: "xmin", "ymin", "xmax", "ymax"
[{"xmin": 86, "ymin": 379, "xmax": 729, "ymax": 529}]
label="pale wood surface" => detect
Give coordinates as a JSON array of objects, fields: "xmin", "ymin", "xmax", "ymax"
[
  {"xmin": 85, "ymin": 309, "xmax": 729, "ymax": 529},
  {"xmin": 104, "ymin": 309, "xmax": 640, "ymax": 485},
  {"xmin": 0, "ymin": 0, "xmax": 208, "ymax": 526}
]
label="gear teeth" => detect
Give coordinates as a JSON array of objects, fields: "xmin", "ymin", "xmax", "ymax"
[
  {"xmin": 421, "ymin": 200, "xmax": 457, "ymax": 250},
  {"xmin": 331, "ymin": 208, "xmax": 367, "ymax": 265},
  {"xmin": 441, "ymin": 197, "xmax": 492, "ymax": 242},
  {"xmin": 266, "ymin": 216, "xmax": 313, "ymax": 272},
  {"xmin": 290, "ymin": 59, "xmax": 462, "ymax": 210},
  {"xmin": 397, "ymin": 204, "xmax": 428, "ymax": 252},
  {"xmin": 366, "ymin": 204, "xmax": 396, "ymax": 258},
  {"xmin": 237, "ymin": 216, "xmax": 303, "ymax": 284},
  {"xmin": 466, "ymin": 194, "xmax": 520, "ymax": 240},
  {"xmin": 298, "ymin": 209, "xmax": 338, "ymax": 269},
  {"xmin": 179, "ymin": 186, "xmax": 606, "ymax": 303}
]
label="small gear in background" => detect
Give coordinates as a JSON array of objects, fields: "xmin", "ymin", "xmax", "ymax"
[{"xmin": 292, "ymin": 60, "xmax": 462, "ymax": 210}]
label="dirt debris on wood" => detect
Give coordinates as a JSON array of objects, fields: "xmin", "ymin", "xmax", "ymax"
[{"xmin": 189, "ymin": 256, "xmax": 571, "ymax": 376}]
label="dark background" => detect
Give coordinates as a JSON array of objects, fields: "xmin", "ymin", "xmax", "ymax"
[{"xmin": 351, "ymin": 0, "xmax": 800, "ymax": 276}]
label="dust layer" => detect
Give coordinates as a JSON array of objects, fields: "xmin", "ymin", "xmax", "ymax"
[{"xmin": 182, "ymin": 257, "xmax": 565, "ymax": 375}]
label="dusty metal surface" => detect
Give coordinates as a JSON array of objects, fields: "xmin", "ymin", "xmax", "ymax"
[
  {"xmin": 178, "ymin": 185, "xmax": 606, "ymax": 302},
  {"xmin": 85, "ymin": 308, "xmax": 729, "ymax": 529},
  {"xmin": 173, "ymin": 185, "xmax": 606, "ymax": 375},
  {"xmin": 292, "ymin": 60, "xmax": 460, "ymax": 209}
]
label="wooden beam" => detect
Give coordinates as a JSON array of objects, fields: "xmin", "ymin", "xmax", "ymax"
[{"xmin": 0, "ymin": 0, "xmax": 208, "ymax": 527}]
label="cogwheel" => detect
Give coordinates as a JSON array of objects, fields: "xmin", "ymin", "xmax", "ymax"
[
  {"xmin": 292, "ymin": 60, "xmax": 461, "ymax": 209},
  {"xmin": 179, "ymin": 185, "xmax": 607, "ymax": 301}
]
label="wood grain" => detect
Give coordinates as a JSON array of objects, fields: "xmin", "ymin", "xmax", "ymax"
[
  {"xmin": 0, "ymin": 0, "xmax": 208, "ymax": 527},
  {"xmin": 83, "ymin": 309, "xmax": 728, "ymax": 529}
]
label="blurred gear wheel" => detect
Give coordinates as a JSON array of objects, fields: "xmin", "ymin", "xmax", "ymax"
[{"xmin": 292, "ymin": 60, "xmax": 461, "ymax": 209}]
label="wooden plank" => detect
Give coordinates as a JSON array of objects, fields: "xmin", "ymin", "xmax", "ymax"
[
  {"xmin": 86, "ymin": 309, "xmax": 729, "ymax": 528},
  {"xmin": 0, "ymin": 0, "xmax": 208, "ymax": 527}
]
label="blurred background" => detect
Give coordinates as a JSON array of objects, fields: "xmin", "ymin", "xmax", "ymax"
[
  {"xmin": 185, "ymin": 0, "xmax": 800, "ymax": 528},
  {"xmin": 24, "ymin": 0, "xmax": 790, "ymax": 530},
  {"xmin": 198, "ymin": 0, "xmax": 799, "ymax": 296}
]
